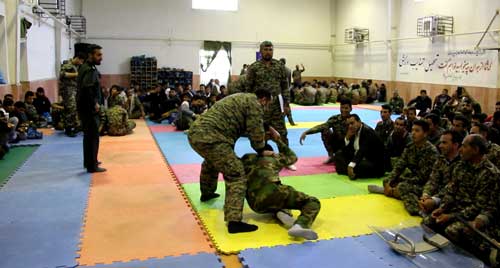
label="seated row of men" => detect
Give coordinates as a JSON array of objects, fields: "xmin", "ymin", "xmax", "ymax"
[
  {"xmin": 299, "ymin": 98, "xmax": 499, "ymax": 264},
  {"xmin": 0, "ymin": 91, "xmax": 47, "ymax": 158}
]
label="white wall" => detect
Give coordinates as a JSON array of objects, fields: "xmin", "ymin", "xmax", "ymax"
[
  {"xmin": 25, "ymin": 20, "xmax": 56, "ymax": 80},
  {"xmin": 332, "ymin": 0, "xmax": 500, "ymax": 84},
  {"xmin": 82, "ymin": 0, "xmax": 333, "ymax": 76},
  {"xmin": 333, "ymin": 0, "xmax": 389, "ymax": 80}
]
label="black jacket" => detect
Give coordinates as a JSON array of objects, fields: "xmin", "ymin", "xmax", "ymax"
[{"xmin": 342, "ymin": 124, "xmax": 385, "ymax": 166}]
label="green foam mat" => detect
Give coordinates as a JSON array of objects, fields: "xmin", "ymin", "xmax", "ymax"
[
  {"xmin": 182, "ymin": 173, "xmax": 384, "ymax": 212},
  {"xmin": 0, "ymin": 146, "xmax": 38, "ymax": 187}
]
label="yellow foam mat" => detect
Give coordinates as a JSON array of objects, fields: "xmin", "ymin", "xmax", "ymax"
[
  {"xmin": 285, "ymin": 122, "xmax": 324, "ymax": 129},
  {"xmin": 197, "ymin": 194, "xmax": 420, "ymax": 253}
]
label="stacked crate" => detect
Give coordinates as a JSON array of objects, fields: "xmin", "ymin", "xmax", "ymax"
[
  {"xmin": 130, "ymin": 56, "xmax": 158, "ymax": 90},
  {"xmin": 157, "ymin": 68, "xmax": 193, "ymax": 88}
]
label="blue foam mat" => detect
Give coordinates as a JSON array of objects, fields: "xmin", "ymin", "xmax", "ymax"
[
  {"xmin": 79, "ymin": 252, "xmax": 223, "ymax": 268},
  {"xmin": 0, "ymin": 140, "xmax": 92, "ymax": 268},
  {"xmin": 154, "ymin": 129, "xmax": 326, "ymax": 165},
  {"xmin": 355, "ymin": 229, "xmax": 484, "ymax": 268},
  {"xmin": 239, "ymin": 237, "xmax": 392, "ymax": 268}
]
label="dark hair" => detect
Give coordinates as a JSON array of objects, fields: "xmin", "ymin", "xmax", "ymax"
[
  {"xmin": 75, "ymin": 52, "xmax": 87, "ymax": 60},
  {"xmin": 14, "ymin": 101, "xmax": 26, "ymax": 109},
  {"xmin": 443, "ymin": 88, "xmax": 449, "ymax": 93},
  {"xmin": 395, "ymin": 117, "xmax": 407, "ymax": 126},
  {"xmin": 4, "ymin": 93, "xmax": 13, "ymax": 99},
  {"xmin": 496, "ymin": 101, "xmax": 500, "ymax": 106},
  {"xmin": 220, "ymin": 85, "xmax": 226, "ymax": 90},
  {"xmin": 494, "ymin": 111, "xmax": 500, "ymax": 121},
  {"xmin": 3, "ymin": 98, "xmax": 14, "ymax": 106},
  {"xmin": 430, "ymin": 108, "xmax": 442, "ymax": 118},
  {"xmin": 381, "ymin": 104, "xmax": 392, "ymax": 113},
  {"xmin": 339, "ymin": 98, "xmax": 352, "ymax": 108},
  {"xmin": 420, "ymin": 89, "xmax": 427, "ymax": 94},
  {"xmin": 413, "ymin": 119, "xmax": 430, "ymax": 132},
  {"xmin": 180, "ymin": 93, "xmax": 192, "ymax": 100},
  {"xmin": 424, "ymin": 113, "xmax": 440, "ymax": 126},
  {"xmin": 192, "ymin": 95, "xmax": 206, "ymax": 102},
  {"xmin": 349, "ymin": 114, "xmax": 361, "ymax": 122},
  {"xmin": 471, "ymin": 122, "xmax": 489, "ymax": 134},
  {"xmin": 472, "ymin": 113, "xmax": 487, "ymax": 123},
  {"xmin": 254, "ymin": 89, "xmax": 272, "ymax": 100},
  {"xmin": 110, "ymin": 85, "xmax": 123, "ymax": 91},
  {"xmin": 24, "ymin": 91, "xmax": 35, "ymax": 99},
  {"xmin": 442, "ymin": 130, "xmax": 464, "ymax": 144},
  {"xmin": 88, "ymin": 44, "xmax": 102, "ymax": 54},
  {"xmin": 408, "ymin": 107, "xmax": 417, "ymax": 113},
  {"xmin": 453, "ymin": 114, "xmax": 469, "ymax": 127},
  {"xmin": 36, "ymin": 87, "xmax": 45, "ymax": 93},
  {"xmin": 468, "ymin": 134, "xmax": 488, "ymax": 155},
  {"xmin": 263, "ymin": 143, "xmax": 274, "ymax": 151}
]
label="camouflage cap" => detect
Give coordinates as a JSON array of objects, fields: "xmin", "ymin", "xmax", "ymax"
[{"xmin": 260, "ymin": 40, "xmax": 273, "ymax": 49}]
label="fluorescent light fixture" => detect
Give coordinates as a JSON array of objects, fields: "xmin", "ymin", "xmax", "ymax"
[{"xmin": 192, "ymin": 0, "xmax": 238, "ymax": 11}]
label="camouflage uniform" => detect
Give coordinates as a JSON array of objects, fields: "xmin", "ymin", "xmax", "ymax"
[
  {"xmin": 316, "ymin": 87, "xmax": 328, "ymax": 105},
  {"xmin": 128, "ymin": 95, "xmax": 144, "ymax": 119},
  {"xmin": 106, "ymin": 106, "xmax": 136, "ymax": 136},
  {"xmin": 426, "ymin": 159, "xmax": 498, "ymax": 259},
  {"xmin": 375, "ymin": 119, "xmax": 394, "ymax": 147},
  {"xmin": 427, "ymin": 127, "xmax": 444, "ymax": 146},
  {"xmin": 59, "ymin": 59, "xmax": 79, "ymax": 130},
  {"xmin": 245, "ymin": 58, "xmax": 289, "ymax": 144},
  {"xmin": 304, "ymin": 114, "xmax": 348, "ymax": 158},
  {"xmin": 487, "ymin": 142, "xmax": 500, "ymax": 167},
  {"xmin": 228, "ymin": 75, "xmax": 246, "ymax": 95},
  {"xmin": 328, "ymin": 87, "xmax": 338, "ymax": 103},
  {"xmin": 389, "ymin": 96, "xmax": 404, "ymax": 114},
  {"xmin": 384, "ymin": 140, "xmax": 439, "ymax": 215},
  {"xmin": 242, "ymin": 140, "xmax": 321, "ymax": 228},
  {"xmin": 25, "ymin": 103, "xmax": 46, "ymax": 128},
  {"xmin": 422, "ymin": 155, "xmax": 461, "ymax": 198},
  {"xmin": 188, "ymin": 93, "xmax": 266, "ymax": 222}
]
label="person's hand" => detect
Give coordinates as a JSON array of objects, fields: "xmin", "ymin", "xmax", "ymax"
[
  {"xmin": 262, "ymin": 150, "xmax": 275, "ymax": 157},
  {"xmin": 436, "ymin": 214, "xmax": 451, "ymax": 224},
  {"xmin": 299, "ymin": 132, "xmax": 307, "ymax": 145},
  {"xmin": 268, "ymin": 126, "xmax": 280, "ymax": 141},
  {"xmin": 284, "ymin": 106, "xmax": 291, "ymax": 115},
  {"xmin": 418, "ymin": 197, "xmax": 435, "ymax": 213},
  {"xmin": 472, "ymin": 217, "xmax": 486, "ymax": 230},
  {"xmin": 95, "ymin": 103, "xmax": 100, "ymax": 113},
  {"xmin": 431, "ymin": 207, "xmax": 443, "ymax": 218},
  {"xmin": 347, "ymin": 166, "xmax": 355, "ymax": 179}
]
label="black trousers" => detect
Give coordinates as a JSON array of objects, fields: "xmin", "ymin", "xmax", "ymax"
[
  {"xmin": 81, "ymin": 115, "xmax": 100, "ymax": 171},
  {"xmin": 334, "ymin": 149, "xmax": 385, "ymax": 178}
]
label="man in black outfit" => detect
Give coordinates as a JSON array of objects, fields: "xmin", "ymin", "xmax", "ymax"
[
  {"xmin": 408, "ymin": 89, "xmax": 432, "ymax": 116},
  {"xmin": 77, "ymin": 44, "xmax": 106, "ymax": 173},
  {"xmin": 334, "ymin": 114, "xmax": 386, "ymax": 179}
]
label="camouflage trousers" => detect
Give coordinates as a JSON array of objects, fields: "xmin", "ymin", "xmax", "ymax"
[
  {"xmin": 264, "ymin": 102, "xmax": 288, "ymax": 145},
  {"xmin": 108, "ymin": 120, "xmax": 136, "ymax": 136},
  {"xmin": 247, "ymin": 182, "xmax": 320, "ymax": 228},
  {"xmin": 383, "ymin": 177, "xmax": 422, "ymax": 216},
  {"xmin": 61, "ymin": 89, "xmax": 78, "ymax": 129},
  {"xmin": 321, "ymin": 129, "xmax": 344, "ymax": 157},
  {"xmin": 188, "ymin": 140, "xmax": 246, "ymax": 222}
]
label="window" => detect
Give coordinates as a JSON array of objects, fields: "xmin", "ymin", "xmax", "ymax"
[
  {"xmin": 199, "ymin": 49, "xmax": 231, "ymax": 87},
  {"xmin": 192, "ymin": 0, "xmax": 238, "ymax": 11}
]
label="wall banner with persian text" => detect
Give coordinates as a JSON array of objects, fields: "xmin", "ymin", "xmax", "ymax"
[{"xmin": 397, "ymin": 49, "xmax": 498, "ymax": 88}]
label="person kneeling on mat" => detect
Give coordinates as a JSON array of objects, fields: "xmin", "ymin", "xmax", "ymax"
[{"xmin": 241, "ymin": 131, "xmax": 321, "ymax": 240}]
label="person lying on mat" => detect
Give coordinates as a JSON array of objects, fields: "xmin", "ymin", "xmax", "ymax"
[{"xmin": 241, "ymin": 131, "xmax": 321, "ymax": 240}]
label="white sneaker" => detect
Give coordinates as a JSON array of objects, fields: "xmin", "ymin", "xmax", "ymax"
[
  {"xmin": 288, "ymin": 224, "xmax": 318, "ymax": 240},
  {"xmin": 276, "ymin": 210, "xmax": 295, "ymax": 228},
  {"xmin": 286, "ymin": 164, "xmax": 297, "ymax": 171}
]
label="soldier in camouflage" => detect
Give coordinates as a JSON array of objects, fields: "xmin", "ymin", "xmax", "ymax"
[
  {"xmin": 389, "ymin": 90, "xmax": 404, "ymax": 115},
  {"xmin": 470, "ymin": 122, "xmax": 500, "ymax": 167},
  {"xmin": 106, "ymin": 95, "xmax": 136, "ymax": 136},
  {"xmin": 59, "ymin": 53, "xmax": 85, "ymax": 137},
  {"xmin": 241, "ymin": 137, "xmax": 321, "ymax": 240},
  {"xmin": 419, "ymin": 130, "xmax": 463, "ymax": 218},
  {"xmin": 188, "ymin": 90, "xmax": 272, "ymax": 234},
  {"xmin": 426, "ymin": 135, "xmax": 499, "ymax": 264},
  {"xmin": 369, "ymin": 120, "xmax": 439, "ymax": 216},
  {"xmin": 375, "ymin": 104, "xmax": 394, "ymax": 147},
  {"xmin": 300, "ymin": 98, "xmax": 352, "ymax": 164},
  {"xmin": 24, "ymin": 91, "xmax": 47, "ymax": 128},
  {"xmin": 244, "ymin": 41, "xmax": 290, "ymax": 146}
]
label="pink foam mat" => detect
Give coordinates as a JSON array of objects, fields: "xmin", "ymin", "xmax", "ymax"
[
  {"xmin": 292, "ymin": 106, "xmax": 339, "ymax": 110},
  {"xmin": 149, "ymin": 125, "xmax": 179, "ymax": 133},
  {"xmin": 172, "ymin": 156, "xmax": 335, "ymax": 184}
]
